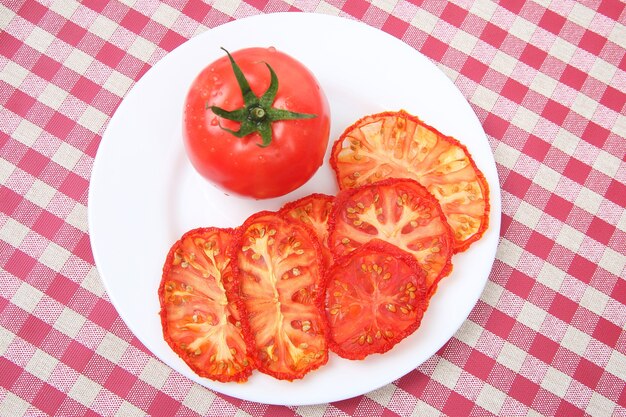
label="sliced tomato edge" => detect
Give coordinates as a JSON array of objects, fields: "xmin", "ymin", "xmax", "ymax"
[
  {"xmin": 278, "ymin": 192, "xmax": 335, "ymax": 214},
  {"xmin": 158, "ymin": 226, "xmax": 255, "ymax": 383},
  {"xmin": 329, "ymin": 109, "xmax": 491, "ymax": 253},
  {"xmin": 320, "ymin": 239, "xmax": 430, "ymax": 360},
  {"xmin": 327, "ymin": 177, "xmax": 455, "ymax": 294},
  {"xmin": 231, "ymin": 210, "xmax": 330, "ymax": 381}
]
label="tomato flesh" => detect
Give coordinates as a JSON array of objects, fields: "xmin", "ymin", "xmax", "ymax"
[
  {"xmin": 331, "ymin": 110, "xmax": 489, "ymax": 252},
  {"xmin": 183, "ymin": 47, "xmax": 330, "ymax": 199},
  {"xmin": 233, "ymin": 211, "xmax": 328, "ymax": 380},
  {"xmin": 324, "ymin": 240, "xmax": 429, "ymax": 359},
  {"xmin": 329, "ymin": 178, "xmax": 453, "ymax": 292},
  {"xmin": 159, "ymin": 228, "xmax": 255, "ymax": 382},
  {"xmin": 279, "ymin": 193, "xmax": 334, "ymax": 269}
]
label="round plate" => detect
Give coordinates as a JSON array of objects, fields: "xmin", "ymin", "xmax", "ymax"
[{"xmin": 88, "ymin": 12, "xmax": 501, "ymax": 406}]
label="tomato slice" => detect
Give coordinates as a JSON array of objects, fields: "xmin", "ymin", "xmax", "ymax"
[
  {"xmin": 279, "ymin": 193, "xmax": 334, "ymax": 269},
  {"xmin": 233, "ymin": 211, "xmax": 328, "ymax": 380},
  {"xmin": 329, "ymin": 178, "xmax": 453, "ymax": 292},
  {"xmin": 330, "ymin": 110, "xmax": 490, "ymax": 252},
  {"xmin": 323, "ymin": 240, "xmax": 429, "ymax": 359},
  {"xmin": 159, "ymin": 228, "xmax": 255, "ymax": 383}
]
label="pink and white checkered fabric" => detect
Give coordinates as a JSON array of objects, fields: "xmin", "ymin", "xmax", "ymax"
[{"xmin": 1, "ymin": 0, "xmax": 625, "ymax": 416}]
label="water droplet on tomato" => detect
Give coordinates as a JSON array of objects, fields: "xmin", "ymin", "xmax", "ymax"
[
  {"xmin": 210, "ymin": 147, "xmax": 215, "ymax": 153},
  {"xmin": 210, "ymin": 118, "xmax": 218, "ymax": 126},
  {"xmin": 267, "ymin": 46, "xmax": 276, "ymax": 53}
]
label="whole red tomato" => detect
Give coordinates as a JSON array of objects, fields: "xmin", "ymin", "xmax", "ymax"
[{"xmin": 183, "ymin": 47, "xmax": 331, "ymax": 199}]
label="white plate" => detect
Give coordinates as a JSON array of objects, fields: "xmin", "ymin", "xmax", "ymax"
[{"xmin": 89, "ymin": 12, "xmax": 501, "ymax": 406}]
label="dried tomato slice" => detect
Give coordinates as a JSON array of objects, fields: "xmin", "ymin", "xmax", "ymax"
[
  {"xmin": 159, "ymin": 227, "xmax": 255, "ymax": 383},
  {"xmin": 323, "ymin": 240, "xmax": 429, "ymax": 359},
  {"xmin": 279, "ymin": 193, "xmax": 334, "ymax": 269},
  {"xmin": 233, "ymin": 211, "xmax": 328, "ymax": 380},
  {"xmin": 328, "ymin": 178, "xmax": 453, "ymax": 291},
  {"xmin": 330, "ymin": 110, "xmax": 490, "ymax": 252}
]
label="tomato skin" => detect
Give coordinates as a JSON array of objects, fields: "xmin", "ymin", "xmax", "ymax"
[
  {"xmin": 322, "ymin": 240, "xmax": 429, "ymax": 360},
  {"xmin": 183, "ymin": 47, "xmax": 331, "ymax": 199},
  {"xmin": 159, "ymin": 227, "xmax": 256, "ymax": 383},
  {"xmin": 231, "ymin": 211, "xmax": 328, "ymax": 380}
]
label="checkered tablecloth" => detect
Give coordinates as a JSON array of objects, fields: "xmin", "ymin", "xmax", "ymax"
[{"xmin": 1, "ymin": 0, "xmax": 625, "ymax": 416}]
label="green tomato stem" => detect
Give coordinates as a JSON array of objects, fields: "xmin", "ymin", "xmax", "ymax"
[{"xmin": 209, "ymin": 47, "xmax": 317, "ymax": 147}]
